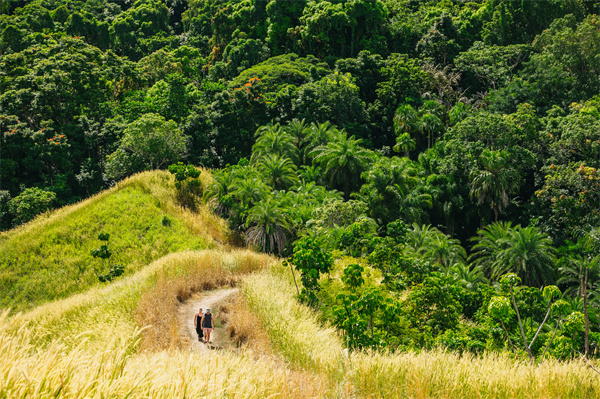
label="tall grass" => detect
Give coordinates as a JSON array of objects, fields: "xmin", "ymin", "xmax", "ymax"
[
  {"xmin": 135, "ymin": 249, "xmax": 277, "ymax": 351},
  {"xmin": 0, "ymin": 315, "xmax": 329, "ymax": 399},
  {"xmin": 243, "ymin": 266, "xmax": 600, "ymax": 399},
  {"xmin": 222, "ymin": 292, "xmax": 274, "ymax": 354},
  {"xmin": 349, "ymin": 349, "xmax": 600, "ymax": 399},
  {"xmin": 242, "ymin": 269, "xmax": 350, "ymax": 397},
  {"xmin": 0, "ymin": 170, "xmax": 228, "ymax": 312},
  {"xmin": 9, "ymin": 249, "xmax": 274, "ymax": 352},
  {"xmin": 1, "ymin": 249, "xmax": 330, "ymax": 399}
]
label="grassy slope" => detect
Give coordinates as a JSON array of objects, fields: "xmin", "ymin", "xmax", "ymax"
[
  {"xmin": 2, "ymin": 250, "xmax": 324, "ymax": 399},
  {"xmin": 243, "ymin": 268, "xmax": 600, "ymax": 399},
  {"xmin": 3, "ymin": 173, "xmax": 600, "ymax": 398},
  {"xmin": 0, "ymin": 170, "xmax": 227, "ymax": 312}
]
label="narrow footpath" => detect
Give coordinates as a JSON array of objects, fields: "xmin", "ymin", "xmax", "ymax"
[{"xmin": 177, "ymin": 287, "xmax": 238, "ymax": 354}]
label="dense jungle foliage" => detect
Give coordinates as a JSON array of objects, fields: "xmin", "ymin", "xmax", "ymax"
[{"xmin": 1, "ymin": 0, "xmax": 600, "ymax": 360}]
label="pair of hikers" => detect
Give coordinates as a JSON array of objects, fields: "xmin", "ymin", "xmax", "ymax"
[{"xmin": 194, "ymin": 307, "xmax": 215, "ymax": 344}]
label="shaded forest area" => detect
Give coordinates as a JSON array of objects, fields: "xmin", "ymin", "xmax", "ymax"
[{"xmin": 2, "ymin": 0, "xmax": 600, "ymax": 359}]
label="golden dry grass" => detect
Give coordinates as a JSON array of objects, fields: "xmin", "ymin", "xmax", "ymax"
[
  {"xmin": 0, "ymin": 315, "xmax": 330, "ymax": 399},
  {"xmin": 222, "ymin": 291, "xmax": 274, "ymax": 354},
  {"xmin": 242, "ymin": 265, "xmax": 600, "ymax": 399},
  {"xmin": 134, "ymin": 249, "xmax": 277, "ymax": 351}
]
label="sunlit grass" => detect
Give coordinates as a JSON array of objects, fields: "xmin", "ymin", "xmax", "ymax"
[
  {"xmin": 0, "ymin": 170, "xmax": 228, "ymax": 312},
  {"xmin": 0, "ymin": 318, "xmax": 329, "ymax": 399},
  {"xmin": 243, "ymin": 266, "xmax": 600, "ymax": 399},
  {"xmin": 1, "ymin": 250, "xmax": 328, "ymax": 399},
  {"xmin": 3, "ymin": 172, "xmax": 600, "ymax": 398}
]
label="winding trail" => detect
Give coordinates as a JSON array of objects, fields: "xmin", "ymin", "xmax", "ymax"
[{"xmin": 177, "ymin": 287, "xmax": 238, "ymax": 354}]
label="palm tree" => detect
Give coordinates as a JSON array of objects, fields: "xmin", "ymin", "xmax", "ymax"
[
  {"xmin": 394, "ymin": 103, "xmax": 421, "ymax": 135},
  {"xmin": 405, "ymin": 223, "xmax": 439, "ymax": 257},
  {"xmin": 204, "ymin": 169, "xmax": 237, "ymax": 215},
  {"xmin": 304, "ymin": 121, "xmax": 343, "ymax": 163},
  {"xmin": 311, "ymin": 135, "xmax": 374, "ymax": 200},
  {"xmin": 257, "ymin": 154, "xmax": 299, "ymax": 190},
  {"xmin": 558, "ymin": 254, "xmax": 600, "ymax": 356},
  {"xmin": 245, "ymin": 198, "xmax": 290, "ymax": 254},
  {"xmin": 495, "ymin": 225, "xmax": 556, "ymax": 287},
  {"xmin": 252, "ymin": 124, "xmax": 299, "ymax": 165},
  {"xmin": 359, "ymin": 156, "xmax": 433, "ymax": 226},
  {"xmin": 470, "ymin": 149, "xmax": 520, "ymax": 223},
  {"xmin": 232, "ymin": 177, "xmax": 270, "ymax": 214},
  {"xmin": 419, "ymin": 100, "xmax": 444, "ymax": 148},
  {"xmin": 284, "ymin": 118, "xmax": 310, "ymax": 143},
  {"xmin": 284, "ymin": 119, "xmax": 311, "ymax": 163},
  {"xmin": 423, "ymin": 233, "xmax": 467, "ymax": 269},
  {"xmin": 469, "ymin": 221, "xmax": 514, "ymax": 279},
  {"xmin": 393, "ymin": 132, "xmax": 416, "ymax": 158},
  {"xmin": 450, "ymin": 263, "xmax": 488, "ymax": 290},
  {"xmin": 394, "ymin": 104, "xmax": 421, "ymax": 153}
]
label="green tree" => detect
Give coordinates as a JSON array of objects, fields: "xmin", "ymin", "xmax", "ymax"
[
  {"xmin": 245, "ymin": 197, "xmax": 290, "ymax": 254},
  {"xmin": 557, "ymin": 254, "xmax": 600, "ymax": 357},
  {"xmin": 168, "ymin": 162, "xmax": 202, "ymax": 210},
  {"xmin": 110, "ymin": 0, "xmax": 171, "ymax": 60},
  {"xmin": 303, "ymin": 121, "xmax": 343, "ymax": 163},
  {"xmin": 469, "ymin": 221, "xmax": 514, "ymax": 278},
  {"xmin": 232, "ymin": 176, "xmax": 271, "ymax": 218},
  {"xmin": 257, "ymin": 154, "xmax": 299, "ymax": 191},
  {"xmin": 422, "ymin": 233, "xmax": 467, "ymax": 269},
  {"xmin": 104, "ymin": 113, "xmax": 187, "ymax": 182},
  {"xmin": 470, "ymin": 149, "xmax": 521, "ymax": 223},
  {"xmin": 358, "ymin": 156, "xmax": 432, "ymax": 226},
  {"xmin": 497, "ymin": 227, "xmax": 557, "ymax": 288},
  {"xmin": 311, "ymin": 134, "xmax": 373, "ymax": 200},
  {"xmin": 7, "ymin": 187, "xmax": 56, "ymax": 226},
  {"xmin": 294, "ymin": 72, "xmax": 368, "ymax": 135},
  {"xmin": 284, "ymin": 236, "xmax": 334, "ymax": 307},
  {"xmin": 406, "ymin": 273, "xmax": 462, "ymax": 338},
  {"xmin": 252, "ymin": 123, "xmax": 299, "ymax": 165},
  {"xmin": 496, "ymin": 273, "xmax": 562, "ymax": 362}
]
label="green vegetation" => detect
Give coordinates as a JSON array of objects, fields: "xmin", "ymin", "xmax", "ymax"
[
  {"xmin": 2, "ymin": 0, "xmax": 600, "ymax": 389},
  {"xmin": 0, "ymin": 170, "xmax": 225, "ymax": 312}
]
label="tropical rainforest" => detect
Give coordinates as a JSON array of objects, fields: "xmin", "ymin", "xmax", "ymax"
[{"xmin": 1, "ymin": 0, "xmax": 600, "ymax": 362}]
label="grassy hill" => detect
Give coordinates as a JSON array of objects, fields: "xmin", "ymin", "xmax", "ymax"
[
  {"xmin": 0, "ymin": 170, "xmax": 228, "ymax": 312},
  {"xmin": 2, "ymin": 173, "xmax": 600, "ymax": 398}
]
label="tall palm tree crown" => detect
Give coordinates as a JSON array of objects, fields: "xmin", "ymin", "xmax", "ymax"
[
  {"xmin": 257, "ymin": 153, "xmax": 299, "ymax": 191},
  {"xmin": 252, "ymin": 123, "xmax": 299, "ymax": 165},
  {"xmin": 245, "ymin": 198, "xmax": 290, "ymax": 254},
  {"xmin": 470, "ymin": 149, "xmax": 521, "ymax": 222},
  {"xmin": 311, "ymin": 135, "xmax": 374, "ymax": 200}
]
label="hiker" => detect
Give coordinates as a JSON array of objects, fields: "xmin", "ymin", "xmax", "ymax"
[
  {"xmin": 201, "ymin": 308, "xmax": 215, "ymax": 344},
  {"xmin": 194, "ymin": 308, "xmax": 204, "ymax": 342}
]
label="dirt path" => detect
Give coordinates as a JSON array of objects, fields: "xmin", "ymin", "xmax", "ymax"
[{"xmin": 177, "ymin": 287, "xmax": 238, "ymax": 354}]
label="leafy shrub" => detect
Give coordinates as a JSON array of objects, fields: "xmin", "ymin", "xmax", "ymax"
[{"xmin": 8, "ymin": 187, "xmax": 56, "ymax": 226}]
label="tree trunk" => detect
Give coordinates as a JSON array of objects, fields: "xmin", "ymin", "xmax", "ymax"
[
  {"xmin": 540, "ymin": 319, "xmax": 561, "ymax": 362},
  {"xmin": 584, "ymin": 266, "xmax": 590, "ymax": 357},
  {"xmin": 500, "ymin": 319, "xmax": 517, "ymax": 354},
  {"xmin": 510, "ymin": 286, "xmax": 533, "ymax": 361},
  {"xmin": 289, "ymin": 263, "xmax": 300, "ymax": 297},
  {"xmin": 529, "ymin": 302, "xmax": 553, "ymax": 350}
]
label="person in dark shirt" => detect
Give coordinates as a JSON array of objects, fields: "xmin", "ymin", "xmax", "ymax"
[
  {"xmin": 194, "ymin": 308, "xmax": 204, "ymax": 341},
  {"xmin": 200, "ymin": 308, "xmax": 215, "ymax": 344}
]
